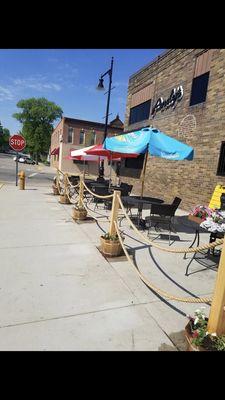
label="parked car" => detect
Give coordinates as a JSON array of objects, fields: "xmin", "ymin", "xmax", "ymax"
[
  {"xmin": 13, "ymin": 155, "xmax": 35, "ymax": 164},
  {"xmin": 24, "ymin": 157, "xmax": 36, "ymax": 165}
]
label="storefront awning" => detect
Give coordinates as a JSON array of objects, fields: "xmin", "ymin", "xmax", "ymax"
[{"xmin": 51, "ymin": 147, "xmax": 59, "ymax": 155}]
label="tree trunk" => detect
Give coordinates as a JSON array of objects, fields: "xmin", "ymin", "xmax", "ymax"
[{"xmin": 36, "ymin": 153, "xmax": 38, "ymax": 165}]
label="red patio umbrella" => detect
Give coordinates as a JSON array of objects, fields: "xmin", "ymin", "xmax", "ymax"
[
  {"xmin": 85, "ymin": 144, "xmax": 139, "ymax": 186},
  {"xmin": 85, "ymin": 144, "xmax": 138, "ymax": 159}
]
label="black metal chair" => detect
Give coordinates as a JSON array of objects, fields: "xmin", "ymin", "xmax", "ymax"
[
  {"xmin": 92, "ymin": 186, "xmax": 111, "ymax": 210},
  {"xmin": 145, "ymin": 197, "xmax": 182, "ymax": 245}
]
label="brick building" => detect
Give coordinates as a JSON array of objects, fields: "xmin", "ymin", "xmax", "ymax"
[
  {"xmin": 121, "ymin": 49, "xmax": 225, "ymax": 211},
  {"xmin": 50, "ymin": 114, "xmax": 124, "ymax": 176}
]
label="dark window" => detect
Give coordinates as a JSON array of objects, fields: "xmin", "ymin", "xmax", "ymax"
[
  {"xmin": 68, "ymin": 127, "xmax": 73, "ymax": 143},
  {"xmin": 124, "ymin": 154, "xmax": 145, "ymax": 169},
  {"xmin": 190, "ymin": 71, "xmax": 210, "ymax": 106},
  {"xmin": 217, "ymin": 142, "xmax": 225, "ymax": 176},
  {"xmin": 129, "ymin": 100, "xmax": 151, "ymax": 125},
  {"xmin": 73, "ymin": 159, "xmax": 87, "ymax": 165},
  {"xmin": 79, "ymin": 129, "xmax": 85, "ymax": 144}
]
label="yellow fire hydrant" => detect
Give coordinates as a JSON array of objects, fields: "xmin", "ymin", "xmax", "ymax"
[{"xmin": 18, "ymin": 171, "xmax": 25, "ymax": 190}]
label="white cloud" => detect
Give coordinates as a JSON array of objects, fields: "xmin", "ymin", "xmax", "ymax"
[
  {"xmin": 0, "ymin": 85, "xmax": 14, "ymax": 101},
  {"xmin": 12, "ymin": 77, "xmax": 62, "ymax": 92}
]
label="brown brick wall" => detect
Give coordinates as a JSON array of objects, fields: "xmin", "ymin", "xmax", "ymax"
[{"xmin": 123, "ymin": 49, "xmax": 225, "ymax": 211}]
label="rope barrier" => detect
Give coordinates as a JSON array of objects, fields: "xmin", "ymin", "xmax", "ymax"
[
  {"xmin": 56, "ymin": 178, "xmax": 64, "ymax": 194},
  {"xmin": 65, "ymin": 185, "xmax": 79, "ymax": 204},
  {"xmin": 82, "ymin": 180, "xmax": 114, "ymax": 199},
  {"xmin": 65, "ymin": 174, "xmax": 80, "ymax": 189},
  {"xmin": 117, "ymin": 195, "xmax": 223, "ymax": 254},
  {"xmin": 114, "ymin": 221, "xmax": 212, "ymax": 304},
  {"xmin": 81, "ymin": 199, "xmax": 99, "ymax": 221}
]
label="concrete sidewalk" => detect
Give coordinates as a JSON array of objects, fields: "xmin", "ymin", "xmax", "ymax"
[{"xmin": 0, "ymin": 183, "xmax": 217, "ymax": 350}]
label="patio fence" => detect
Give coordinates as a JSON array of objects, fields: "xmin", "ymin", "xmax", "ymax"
[{"xmin": 55, "ymin": 169, "xmax": 225, "ymax": 334}]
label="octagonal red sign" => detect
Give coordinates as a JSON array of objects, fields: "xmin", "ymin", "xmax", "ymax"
[{"xmin": 9, "ymin": 134, "xmax": 26, "ymax": 152}]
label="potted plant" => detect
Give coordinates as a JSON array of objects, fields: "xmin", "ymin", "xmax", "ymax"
[
  {"xmin": 184, "ymin": 308, "xmax": 225, "ymax": 351},
  {"xmin": 100, "ymin": 232, "xmax": 124, "ymax": 257},
  {"xmin": 72, "ymin": 204, "xmax": 87, "ymax": 220},
  {"xmin": 189, "ymin": 205, "xmax": 213, "ymax": 223}
]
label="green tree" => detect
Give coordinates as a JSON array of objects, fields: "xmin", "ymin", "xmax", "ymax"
[
  {"xmin": 13, "ymin": 98, "xmax": 63, "ymax": 163},
  {"xmin": 0, "ymin": 123, "xmax": 10, "ymax": 152}
]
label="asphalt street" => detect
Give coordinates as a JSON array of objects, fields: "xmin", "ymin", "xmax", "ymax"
[{"xmin": 0, "ymin": 153, "xmax": 56, "ymax": 186}]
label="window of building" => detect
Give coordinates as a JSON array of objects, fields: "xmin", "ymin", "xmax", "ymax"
[
  {"xmin": 189, "ymin": 72, "xmax": 210, "ymax": 106},
  {"xmin": 90, "ymin": 130, "xmax": 96, "ymax": 146},
  {"xmin": 190, "ymin": 50, "xmax": 213, "ymax": 106},
  {"xmin": 79, "ymin": 129, "xmax": 85, "ymax": 144},
  {"xmin": 217, "ymin": 142, "xmax": 225, "ymax": 176},
  {"xmin": 73, "ymin": 159, "xmax": 87, "ymax": 165},
  {"xmin": 124, "ymin": 154, "xmax": 145, "ymax": 169},
  {"xmin": 129, "ymin": 100, "xmax": 151, "ymax": 125},
  {"xmin": 84, "ymin": 129, "xmax": 96, "ymax": 146},
  {"xmin": 68, "ymin": 127, "xmax": 73, "ymax": 143}
]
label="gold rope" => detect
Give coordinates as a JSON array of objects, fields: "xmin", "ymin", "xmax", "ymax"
[
  {"xmin": 114, "ymin": 221, "xmax": 211, "ymax": 304},
  {"xmin": 117, "ymin": 195, "xmax": 223, "ymax": 254},
  {"xmin": 83, "ymin": 180, "xmax": 114, "ymax": 199}
]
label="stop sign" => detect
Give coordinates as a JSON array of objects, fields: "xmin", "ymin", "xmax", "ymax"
[{"xmin": 9, "ymin": 134, "xmax": 26, "ymax": 152}]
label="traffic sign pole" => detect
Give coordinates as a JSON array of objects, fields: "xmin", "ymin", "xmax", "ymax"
[
  {"xmin": 16, "ymin": 152, "xmax": 18, "ymax": 186},
  {"xmin": 9, "ymin": 134, "xmax": 26, "ymax": 187}
]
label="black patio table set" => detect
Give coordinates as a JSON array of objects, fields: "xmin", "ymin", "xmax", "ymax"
[
  {"xmin": 84, "ymin": 178, "xmax": 169, "ymax": 228},
  {"xmin": 68, "ymin": 176, "xmax": 181, "ymax": 242}
]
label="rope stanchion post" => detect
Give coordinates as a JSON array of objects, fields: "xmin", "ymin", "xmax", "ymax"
[
  {"xmin": 59, "ymin": 172, "xmax": 71, "ymax": 204},
  {"xmin": 64, "ymin": 173, "xmax": 68, "ymax": 196},
  {"xmin": 78, "ymin": 176, "xmax": 84, "ymax": 208},
  {"xmin": 109, "ymin": 190, "xmax": 121, "ymax": 236},
  {"xmin": 207, "ymin": 239, "xmax": 225, "ymax": 335}
]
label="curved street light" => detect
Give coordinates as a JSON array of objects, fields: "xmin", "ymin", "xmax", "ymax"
[{"xmin": 96, "ymin": 57, "xmax": 114, "ymax": 178}]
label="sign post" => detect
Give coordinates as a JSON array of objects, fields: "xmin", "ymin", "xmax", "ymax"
[{"xmin": 9, "ymin": 134, "xmax": 26, "ymax": 186}]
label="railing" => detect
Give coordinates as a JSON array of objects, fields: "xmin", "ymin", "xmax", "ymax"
[{"xmin": 55, "ymin": 169, "xmax": 225, "ymax": 334}]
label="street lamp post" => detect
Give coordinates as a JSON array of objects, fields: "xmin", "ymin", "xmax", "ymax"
[{"xmin": 97, "ymin": 57, "xmax": 114, "ymax": 178}]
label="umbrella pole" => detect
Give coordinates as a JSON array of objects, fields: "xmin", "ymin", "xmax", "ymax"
[
  {"xmin": 109, "ymin": 153, "xmax": 112, "ymax": 189},
  {"xmin": 140, "ymin": 150, "xmax": 148, "ymax": 199},
  {"xmin": 83, "ymin": 159, "xmax": 85, "ymax": 179}
]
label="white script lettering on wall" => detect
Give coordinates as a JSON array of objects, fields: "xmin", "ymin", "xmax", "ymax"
[{"xmin": 152, "ymin": 86, "xmax": 184, "ymax": 116}]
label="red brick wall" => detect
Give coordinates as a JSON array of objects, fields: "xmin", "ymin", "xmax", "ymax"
[{"xmin": 50, "ymin": 117, "xmax": 123, "ymax": 176}]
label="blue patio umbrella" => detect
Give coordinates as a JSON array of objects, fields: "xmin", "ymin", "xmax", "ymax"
[
  {"xmin": 104, "ymin": 127, "xmax": 194, "ymax": 160},
  {"xmin": 103, "ymin": 127, "xmax": 194, "ymax": 196}
]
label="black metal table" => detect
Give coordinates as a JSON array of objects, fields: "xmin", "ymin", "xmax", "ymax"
[
  {"xmin": 121, "ymin": 196, "xmax": 164, "ymax": 227},
  {"xmin": 184, "ymin": 215, "xmax": 224, "ymax": 275}
]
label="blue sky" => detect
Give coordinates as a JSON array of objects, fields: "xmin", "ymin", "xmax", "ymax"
[{"xmin": 0, "ymin": 49, "xmax": 165, "ymax": 134}]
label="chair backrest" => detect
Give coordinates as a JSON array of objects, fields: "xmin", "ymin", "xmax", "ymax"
[
  {"xmin": 171, "ymin": 197, "xmax": 182, "ymax": 209},
  {"xmin": 151, "ymin": 203, "xmax": 176, "ymax": 217},
  {"xmin": 94, "ymin": 186, "xmax": 110, "ymax": 196},
  {"xmin": 151, "ymin": 197, "xmax": 181, "ymax": 217},
  {"xmin": 127, "ymin": 184, "xmax": 133, "ymax": 194}
]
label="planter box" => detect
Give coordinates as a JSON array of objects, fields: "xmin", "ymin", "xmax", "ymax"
[
  {"xmin": 59, "ymin": 194, "xmax": 71, "ymax": 204},
  {"xmin": 100, "ymin": 236, "xmax": 123, "ymax": 257},
  {"xmin": 188, "ymin": 215, "xmax": 203, "ymax": 225},
  {"xmin": 52, "ymin": 185, "xmax": 59, "ymax": 195},
  {"xmin": 72, "ymin": 208, "xmax": 87, "ymax": 220},
  {"xmin": 184, "ymin": 322, "xmax": 207, "ymax": 352}
]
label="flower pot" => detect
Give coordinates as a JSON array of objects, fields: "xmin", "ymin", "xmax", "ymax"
[
  {"xmin": 52, "ymin": 185, "xmax": 59, "ymax": 195},
  {"xmin": 59, "ymin": 194, "xmax": 71, "ymax": 204},
  {"xmin": 184, "ymin": 322, "xmax": 207, "ymax": 352},
  {"xmin": 72, "ymin": 208, "xmax": 87, "ymax": 220},
  {"xmin": 100, "ymin": 236, "xmax": 123, "ymax": 257},
  {"xmin": 188, "ymin": 215, "xmax": 203, "ymax": 224}
]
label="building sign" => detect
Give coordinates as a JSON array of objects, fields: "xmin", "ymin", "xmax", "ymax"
[{"xmin": 152, "ymin": 85, "xmax": 183, "ymax": 116}]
